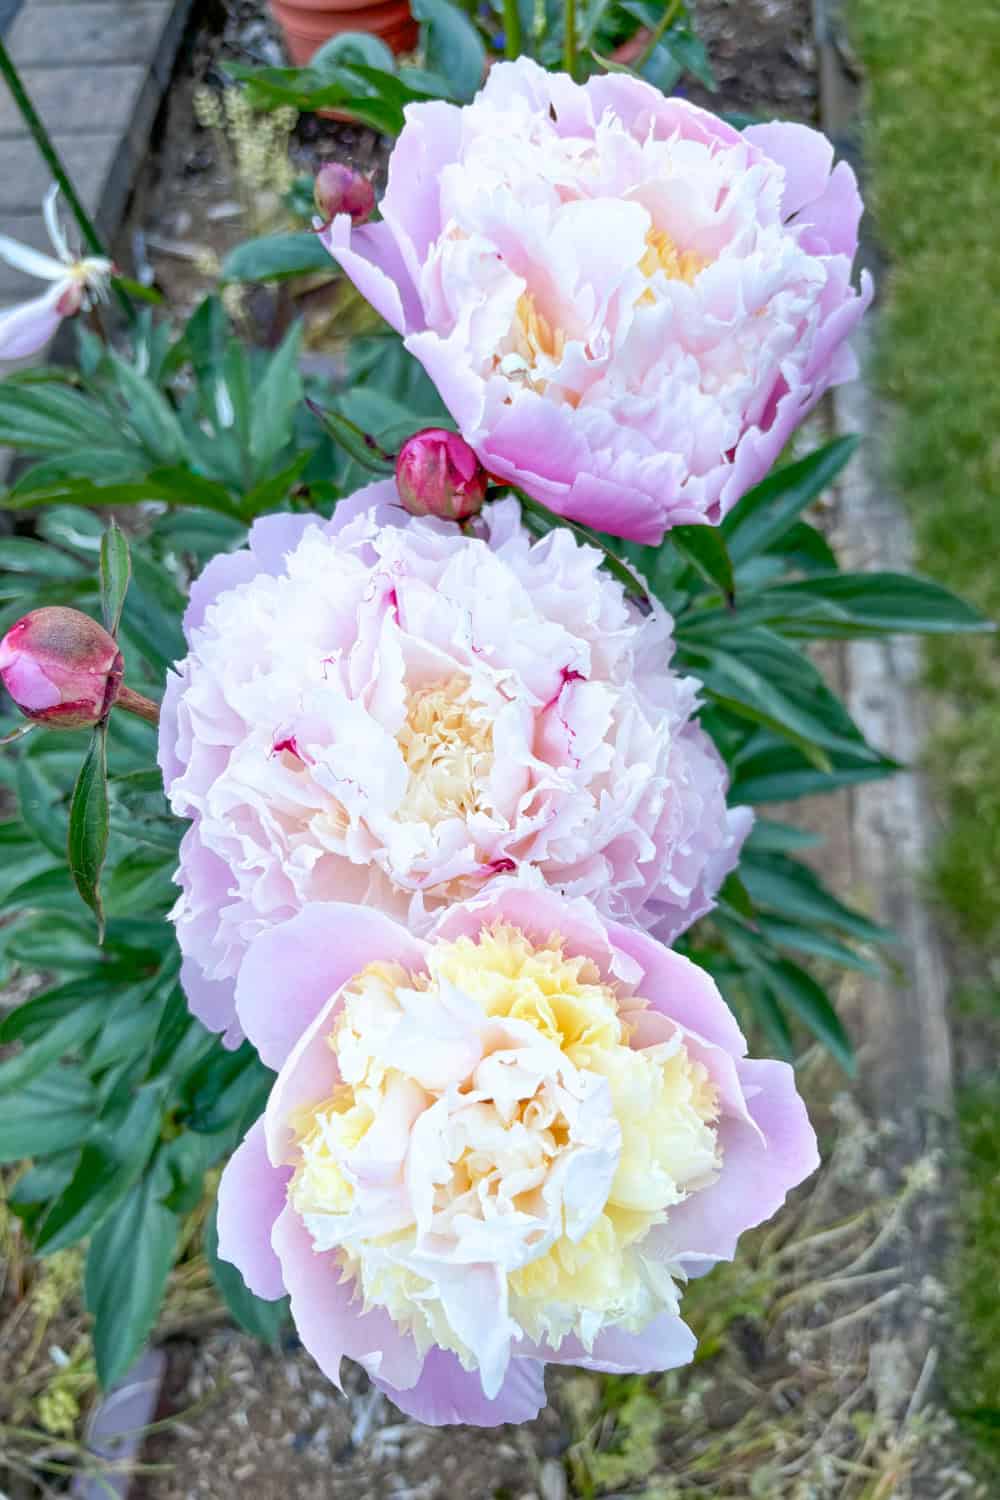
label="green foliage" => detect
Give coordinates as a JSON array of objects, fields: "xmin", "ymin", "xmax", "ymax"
[
  {"xmin": 0, "ymin": 96, "xmax": 987, "ymax": 1390},
  {"xmin": 951, "ymin": 1079, "xmax": 1000, "ymax": 1478},
  {"xmin": 226, "ymin": 0, "xmax": 712, "ymax": 131}
]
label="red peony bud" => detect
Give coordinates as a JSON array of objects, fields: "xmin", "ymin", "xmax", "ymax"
[
  {"xmin": 314, "ymin": 163, "xmax": 376, "ymax": 227},
  {"xmin": 0, "ymin": 607, "xmax": 123, "ymax": 729},
  {"xmin": 395, "ymin": 428, "xmax": 488, "ymax": 522}
]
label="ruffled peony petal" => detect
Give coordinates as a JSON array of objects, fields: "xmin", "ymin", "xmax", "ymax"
[
  {"xmin": 742, "ymin": 121, "xmax": 835, "ymax": 217},
  {"xmin": 535, "ymin": 1310, "xmax": 696, "ymax": 1373},
  {"xmin": 273, "ymin": 1204, "xmax": 424, "ymax": 1392},
  {"xmin": 607, "ymin": 919, "xmax": 748, "ymax": 1056},
  {"xmin": 377, "ymin": 1346, "xmax": 546, "ymax": 1426},
  {"xmin": 235, "ymin": 902, "xmax": 426, "ymax": 1069},
  {"xmin": 216, "ymin": 1117, "xmax": 291, "ymax": 1299},
  {"xmin": 323, "ymin": 217, "xmax": 422, "ymax": 335},
  {"xmin": 648, "ymin": 1056, "xmax": 819, "ymax": 1272}
]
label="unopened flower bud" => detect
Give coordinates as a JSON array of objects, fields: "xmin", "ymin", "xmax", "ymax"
[
  {"xmin": 395, "ymin": 428, "xmax": 488, "ymax": 522},
  {"xmin": 0, "ymin": 607, "xmax": 123, "ymax": 729},
  {"xmin": 313, "ymin": 163, "xmax": 375, "ymax": 227}
]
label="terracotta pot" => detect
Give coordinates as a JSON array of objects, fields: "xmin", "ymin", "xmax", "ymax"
[{"xmin": 270, "ymin": 0, "xmax": 418, "ymax": 66}]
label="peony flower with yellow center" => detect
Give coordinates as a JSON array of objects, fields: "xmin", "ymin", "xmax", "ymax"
[
  {"xmin": 217, "ymin": 884, "xmax": 819, "ymax": 1425},
  {"xmin": 289, "ymin": 923, "xmax": 721, "ymax": 1383},
  {"xmin": 160, "ymin": 491, "xmax": 751, "ymax": 1048}
]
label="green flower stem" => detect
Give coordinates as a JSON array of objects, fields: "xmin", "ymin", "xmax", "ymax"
[
  {"xmin": 503, "ymin": 0, "xmax": 523, "ymax": 60},
  {"xmin": 563, "ymin": 0, "xmax": 578, "ymax": 78},
  {"xmin": 114, "ymin": 685, "xmax": 160, "ymax": 726},
  {"xmin": 0, "ymin": 38, "xmax": 133, "ymax": 323},
  {"xmin": 631, "ymin": 0, "xmax": 683, "ymax": 74}
]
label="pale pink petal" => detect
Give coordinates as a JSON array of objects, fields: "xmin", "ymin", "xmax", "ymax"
[
  {"xmin": 217, "ymin": 1117, "xmax": 291, "ymax": 1299},
  {"xmin": 606, "ymin": 919, "xmax": 748, "ymax": 1055},
  {"xmin": 179, "ymin": 956, "xmax": 243, "ymax": 1049},
  {"xmin": 649, "ymin": 1057, "xmax": 819, "ymax": 1271},
  {"xmin": 273, "ymin": 1205, "xmax": 424, "ymax": 1392},
  {"xmin": 323, "ymin": 216, "xmax": 422, "ymax": 335},
  {"xmin": 535, "ymin": 1311, "xmax": 696, "ymax": 1373},
  {"xmin": 377, "ymin": 1347, "xmax": 546, "ymax": 1426},
  {"xmin": 0, "ymin": 283, "xmax": 65, "ymax": 360},
  {"xmin": 743, "ymin": 121, "xmax": 835, "ymax": 216},
  {"xmin": 236, "ymin": 903, "xmax": 426, "ymax": 1070}
]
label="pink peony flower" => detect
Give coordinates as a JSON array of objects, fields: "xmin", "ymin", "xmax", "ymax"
[
  {"xmin": 158, "ymin": 487, "xmax": 750, "ymax": 1046},
  {"xmin": 395, "ymin": 427, "xmax": 488, "ymax": 521},
  {"xmin": 217, "ymin": 885, "xmax": 818, "ymax": 1425},
  {"xmin": 323, "ymin": 58, "xmax": 873, "ymax": 544},
  {"xmin": 313, "ymin": 163, "xmax": 376, "ymax": 228},
  {"xmin": 0, "ymin": 607, "xmax": 123, "ymax": 729}
]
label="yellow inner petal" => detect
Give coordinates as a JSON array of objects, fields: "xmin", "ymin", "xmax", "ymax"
[
  {"xmin": 395, "ymin": 676, "xmax": 495, "ymax": 826},
  {"xmin": 637, "ymin": 227, "xmax": 711, "ymax": 306}
]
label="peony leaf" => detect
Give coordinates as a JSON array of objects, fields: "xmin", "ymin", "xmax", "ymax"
[
  {"xmin": 670, "ymin": 523, "xmax": 735, "ymax": 602},
  {"xmin": 67, "ymin": 723, "xmax": 109, "ymax": 941},
  {"xmin": 99, "ymin": 518, "xmax": 131, "ymax": 636},
  {"xmin": 85, "ymin": 1167, "xmax": 179, "ymax": 1388},
  {"xmin": 412, "ymin": 0, "xmax": 486, "ymax": 102},
  {"xmin": 0, "ymin": 1065, "xmax": 96, "ymax": 1163},
  {"xmin": 722, "ymin": 437, "xmax": 858, "ymax": 564},
  {"xmin": 306, "ymin": 398, "xmax": 395, "ymax": 475},
  {"xmin": 220, "ymin": 231, "xmax": 335, "ymax": 285}
]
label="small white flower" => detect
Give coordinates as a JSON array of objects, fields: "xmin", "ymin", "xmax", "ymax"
[{"xmin": 0, "ymin": 185, "xmax": 113, "ymax": 360}]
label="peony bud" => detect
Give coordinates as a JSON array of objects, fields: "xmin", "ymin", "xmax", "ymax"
[
  {"xmin": 395, "ymin": 428, "xmax": 488, "ymax": 522},
  {"xmin": 0, "ymin": 607, "xmax": 123, "ymax": 729},
  {"xmin": 313, "ymin": 163, "xmax": 375, "ymax": 227}
]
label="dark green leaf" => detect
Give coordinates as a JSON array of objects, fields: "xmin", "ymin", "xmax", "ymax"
[
  {"xmin": 251, "ymin": 323, "xmax": 304, "ymax": 475},
  {"xmin": 756, "ymin": 956, "xmax": 854, "ymax": 1072},
  {"xmin": 35, "ymin": 1081, "xmax": 167, "ymax": 1254},
  {"xmin": 681, "ymin": 627, "xmax": 877, "ymax": 767},
  {"xmin": 67, "ymin": 725, "xmax": 109, "ymax": 939},
  {"xmin": 755, "ymin": 916, "xmax": 881, "ymax": 976},
  {"xmin": 86, "ymin": 1166, "xmax": 179, "ymax": 1387},
  {"xmin": 0, "ymin": 1066, "xmax": 96, "ymax": 1163},
  {"xmin": 0, "ymin": 863, "xmax": 81, "ymax": 915},
  {"xmin": 0, "ymin": 536, "xmax": 85, "ymax": 578},
  {"xmin": 670, "ymin": 524, "xmax": 735, "ymax": 600},
  {"xmin": 108, "ymin": 350, "xmax": 187, "ymax": 464},
  {"xmin": 112, "ymin": 275, "xmax": 164, "ymax": 306},
  {"xmin": 741, "ymin": 854, "xmax": 891, "ymax": 945},
  {"xmin": 747, "ymin": 571, "xmax": 992, "ymax": 638},
  {"xmin": 184, "ymin": 1043, "xmax": 273, "ymax": 1136},
  {"xmin": 0, "ymin": 1001, "xmax": 105, "ymax": 1093},
  {"xmin": 205, "ymin": 1202, "xmax": 289, "ymax": 1344},
  {"xmin": 729, "ymin": 739, "xmax": 900, "ymax": 803},
  {"xmin": 99, "ymin": 520, "xmax": 131, "ymax": 635},
  {"xmin": 412, "ymin": 0, "xmax": 487, "ymax": 100},
  {"xmin": 221, "ymin": 232, "xmax": 336, "ymax": 285},
  {"xmin": 307, "ymin": 399, "xmax": 395, "ymax": 475},
  {"xmin": 0, "ymin": 972, "xmax": 119, "ymax": 1045},
  {"xmin": 722, "ymin": 437, "xmax": 858, "ymax": 565},
  {"xmin": 745, "ymin": 818, "xmax": 823, "ymax": 855}
]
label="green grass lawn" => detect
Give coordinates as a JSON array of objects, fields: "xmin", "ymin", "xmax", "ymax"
[{"xmin": 848, "ymin": 0, "xmax": 1000, "ymax": 1473}]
